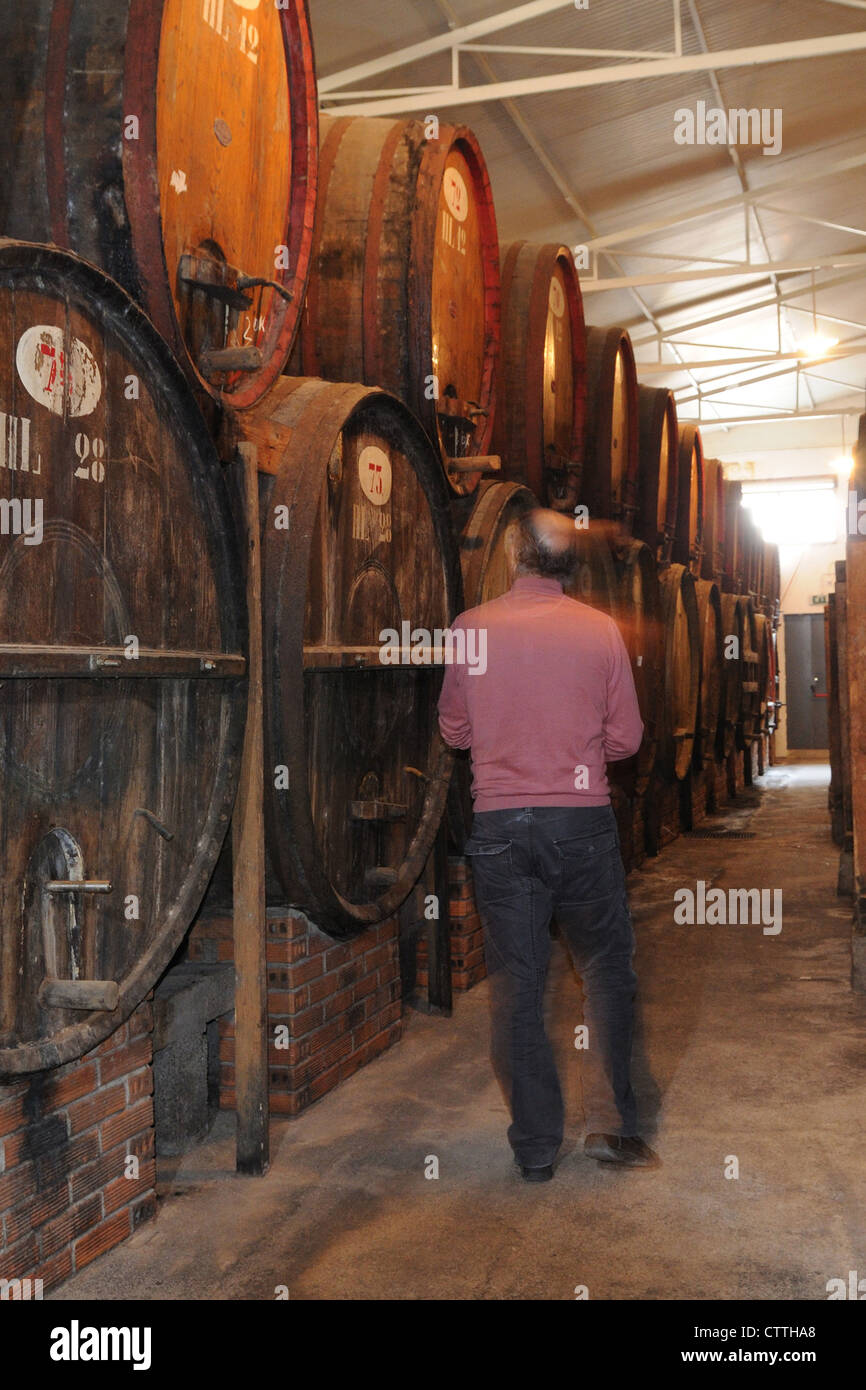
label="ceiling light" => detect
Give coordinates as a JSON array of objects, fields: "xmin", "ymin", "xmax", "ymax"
[
  {"xmin": 798, "ymin": 332, "xmax": 838, "ymax": 359},
  {"xmin": 829, "ymin": 454, "xmax": 854, "ymax": 480}
]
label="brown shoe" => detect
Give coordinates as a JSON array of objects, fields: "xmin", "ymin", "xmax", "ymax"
[{"xmin": 584, "ymin": 1133, "xmax": 661, "ymax": 1168}]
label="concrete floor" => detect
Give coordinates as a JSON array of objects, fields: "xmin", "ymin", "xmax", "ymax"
[{"xmin": 52, "ymin": 762, "xmax": 866, "ymax": 1301}]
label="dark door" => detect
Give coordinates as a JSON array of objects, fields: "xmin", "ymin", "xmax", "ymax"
[{"xmin": 784, "ymin": 613, "xmax": 829, "ymax": 749}]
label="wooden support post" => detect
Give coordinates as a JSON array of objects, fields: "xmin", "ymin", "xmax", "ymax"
[
  {"xmin": 231, "ymin": 442, "xmax": 269, "ymax": 1174},
  {"xmin": 398, "ymin": 820, "xmax": 453, "ymax": 1017},
  {"xmin": 425, "ymin": 820, "xmax": 453, "ymax": 1016},
  {"xmin": 826, "ymin": 596, "xmax": 844, "ymax": 847},
  {"xmin": 835, "ymin": 561, "xmax": 854, "ymax": 899},
  {"xmin": 843, "ymin": 542, "xmax": 866, "ymax": 989}
]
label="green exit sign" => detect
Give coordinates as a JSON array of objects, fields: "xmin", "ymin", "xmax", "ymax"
[{"xmin": 811, "ymin": 594, "xmax": 828, "ymax": 605}]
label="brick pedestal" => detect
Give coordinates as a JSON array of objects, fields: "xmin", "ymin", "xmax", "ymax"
[
  {"xmin": 188, "ymin": 910, "xmax": 402, "ymax": 1116},
  {"xmin": 0, "ymin": 1002, "xmax": 156, "ymax": 1296},
  {"xmin": 417, "ymin": 857, "xmax": 487, "ymax": 994}
]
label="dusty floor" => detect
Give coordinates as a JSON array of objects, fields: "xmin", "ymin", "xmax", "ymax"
[{"xmin": 52, "ymin": 762, "xmax": 866, "ymax": 1301}]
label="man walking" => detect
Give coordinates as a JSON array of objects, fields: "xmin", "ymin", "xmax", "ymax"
[{"xmin": 438, "ymin": 508, "xmax": 660, "ymax": 1181}]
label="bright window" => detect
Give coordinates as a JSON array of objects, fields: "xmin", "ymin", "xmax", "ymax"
[{"xmin": 739, "ymin": 479, "xmax": 840, "ymax": 546}]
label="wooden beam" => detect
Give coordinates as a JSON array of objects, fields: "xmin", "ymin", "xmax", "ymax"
[
  {"xmin": 835, "ymin": 561, "xmax": 855, "ymax": 903},
  {"xmin": 231, "ymin": 442, "xmax": 270, "ymax": 1174}
]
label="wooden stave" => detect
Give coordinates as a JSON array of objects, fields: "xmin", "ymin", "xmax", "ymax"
[
  {"xmin": 0, "ymin": 0, "xmax": 318, "ymax": 410},
  {"xmin": 245, "ymin": 378, "xmax": 462, "ymax": 938},
  {"xmin": 566, "ymin": 528, "xmax": 619, "ymax": 616},
  {"xmin": 700, "ymin": 458, "xmax": 726, "ymax": 582},
  {"xmin": 754, "ymin": 612, "xmax": 776, "ymax": 737},
  {"xmin": 458, "ymin": 478, "xmax": 538, "ymax": 611},
  {"xmin": 0, "ymin": 239, "xmax": 247, "ymax": 1074},
  {"xmin": 738, "ymin": 507, "xmax": 761, "ymax": 602},
  {"xmin": 636, "ymin": 385, "xmax": 678, "ymax": 564},
  {"xmin": 693, "ymin": 578, "xmax": 723, "ymax": 767},
  {"xmin": 297, "ymin": 114, "xmax": 501, "ymax": 497},
  {"xmin": 721, "ymin": 478, "xmax": 744, "ymax": 594},
  {"xmin": 583, "ymin": 327, "xmax": 639, "ymax": 531},
  {"xmin": 736, "ymin": 595, "xmax": 761, "ymax": 747},
  {"xmin": 672, "ymin": 423, "xmax": 704, "ymax": 576},
  {"xmin": 493, "ymin": 241, "xmax": 586, "ymax": 511},
  {"xmin": 657, "ymin": 563, "xmax": 700, "ymax": 780},
  {"xmin": 718, "ymin": 592, "xmax": 743, "ymax": 758},
  {"xmin": 613, "ymin": 539, "xmax": 663, "ymax": 789}
]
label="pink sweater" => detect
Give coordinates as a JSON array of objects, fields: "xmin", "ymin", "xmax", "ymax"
[{"xmin": 437, "ymin": 576, "xmax": 644, "ymax": 811}]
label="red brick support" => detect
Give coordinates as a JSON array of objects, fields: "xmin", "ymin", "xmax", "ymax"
[
  {"xmin": 0, "ymin": 1002, "xmax": 155, "ymax": 1295},
  {"xmin": 188, "ymin": 911, "xmax": 402, "ymax": 1116},
  {"xmin": 417, "ymin": 857, "xmax": 487, "ymax": 994}
]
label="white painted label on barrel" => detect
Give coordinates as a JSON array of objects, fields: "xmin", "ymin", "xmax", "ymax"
[
  {"xmin": 359, "ymin": 446, "xmax": 392, "ymax": 506},
  {"xmin": 16, "ymin": 327, "xmax": 102, "ymax": 418},
  {"xmin": 549, "ymin": 277, "xmax": 565, "ymax": 319},
  {"xmin": 443, "ymin": 166, "xmax": 469, "ymax": 223}
]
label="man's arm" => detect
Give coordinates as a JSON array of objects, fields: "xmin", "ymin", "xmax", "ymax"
[
  {"xmin": 602, "ymin": 620, "xmax": 644, "ymax": 760},
  {"xmin": 437, "ymin": 622, "xmax": 472, "ymax": 749}
]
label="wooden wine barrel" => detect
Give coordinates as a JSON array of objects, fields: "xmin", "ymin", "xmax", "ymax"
[
  {"xmin": 739, "ymin": 507, "xmax": 762, "ymax": 601},
  {"xmin": 447, "ymin": 480, "xmax": 537, "ymax": 850},
  {"xmin": 613, "ymin": 540, "xmax": 663, "ymax": 786},
  {"xmin": 693, "ymin": 579, "xmax": 723, "ymax": 766},
  {"xmin": 222, "ymin": 378, "xmax": 461, "ymax": 938},
  {"xmin": 657, "ymin": 564, "xmax": 700, "ymax": 779},
  {"xmin": 583, "ymin": 327, "xmax": 639, "ymax": 528},
  {"xmin": 636, "ymin": 386, "xmax": 678, "ymax": 564},
  {"xmin": 737, "ymin": 596, "xmax": 761, "ymax": 746},
  {"xmin": 458, "ymin": 479, "xmax": 538, "ymax": 609},
  {"xmin": 566, "ymin": 527, "xmax": 619, "ymax": 615},
  {"xmin": 493, "ymin": 242, "xmax": 586, "ymax": 511},
  {"xmin": 0, "ymin": 241, "xmax": 247, "ymax": 1075},
  {"xmin": 719, "ymin": 593, "xmax": 742, "ymax": 758},
  {"xmin": 721, "ymin": 479, "xmax": 744, "ymax": 594},
  {"xmin": 297, "ymin": 114, "xmax": 500, "ymax": 495},
  {"xmin": 672, "ymin": 424, "xmax": 704, "ymax": 576},
  {"xmin": 763, "ymin": 542, "xmax": 781, "ymax": 623},
  {"xmin": 0, "ymin": 1, "xmax": 318, "ymax": 409},
  {"xmin": 701, "ymin": 459, "xmax": 726, "ymax": 582},
  {"xmin": 755, "ymin": 613, "xmax": 777, "ymax": 737}
]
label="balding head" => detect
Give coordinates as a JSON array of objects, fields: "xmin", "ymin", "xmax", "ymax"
[{"xmin": 504, "ymin": 508, "xmax": 579, "ymax": 585}]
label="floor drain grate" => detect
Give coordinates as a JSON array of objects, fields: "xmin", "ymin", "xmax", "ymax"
[{"xmin": 684, "ymin": 830, "xmax": 758, "ymax": 840}]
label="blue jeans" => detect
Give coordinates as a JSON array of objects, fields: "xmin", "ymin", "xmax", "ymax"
[{"xmin": 465, "ymin": 804, "xmax": 638, "ymax": 1167}]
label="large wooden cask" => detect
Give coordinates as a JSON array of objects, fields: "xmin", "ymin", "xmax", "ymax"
[
  {"xmin": 721, "ymin": 479, "xmax": 744, "ymax": 594},
  {"xmin": 719, "ymin": 593, "xmax": 761, "ymax": 751},
  {"xmin": 614, "ymin": 540, "xmax": 663, "ymax": 786},
  {"xmin": 457, "ymin": 479, "xmax": 537, "ymax": 610},
  {"xmin": 673, "ymin": 424, "xmax": 704, "ymax": 576},
  {"xmin": 693, "ymin": 579, "xmax": 723, "ymax": 766},
  {"xmin": 657, "ymin": 563, "xmax": 700, "ymax": 779},
  {"xmin": 221, "ymin": 379, "xmax": 461, "ymax": 938},
  {"xmin": 493, "ymin": 242, "xmax": 586, "ymax": 510},
  {"xmin": 739, "ymin": 507, "xmax": 763, "ymax": 601},
  {"xmin": 754, "ymin": 613, "xmax": 777, "ymax": 737},
  {"xmin": 701, "ymin": 458, "xmax": 726, "ymax": 581},
  {"xmin": 0, "ymin": 1, "xmax": 318, "ymax": 409},
  {"xmin": 762, "ymin": 542, "xmax": 781, "ymax": 623},
  {"xmin": 296, "ymin": 114, "xmax": 500, "ymax": 494},
  {"xmin": 583, "ymin": 327, "xmax": 639, "ymax": 529},
  {"xmin": 0, "ymin": 241, "xmax": 246, "ymax": 1074},
  {"xmin": 636, "ymin": 386, "xmax": 678, "ymax": 564},
  {"xmin": 719, "ymin": 593, "xmax": 742, "ymax": 757}
]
